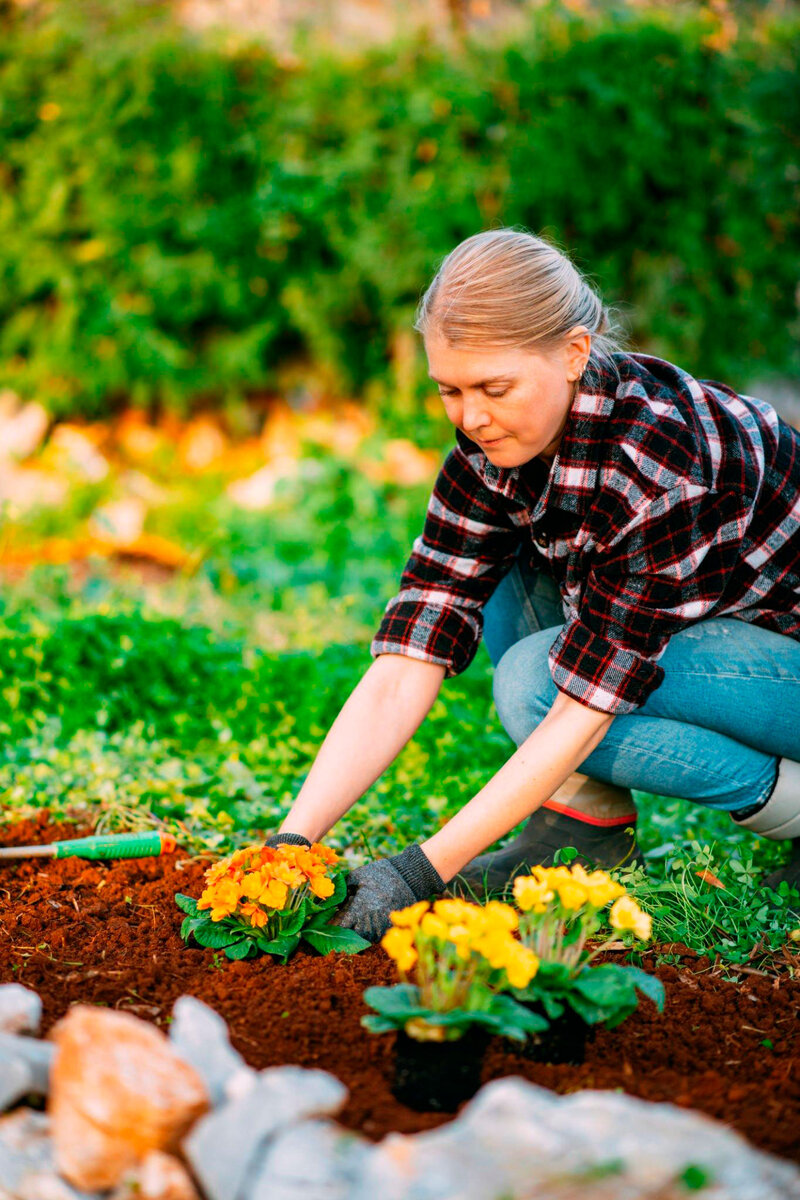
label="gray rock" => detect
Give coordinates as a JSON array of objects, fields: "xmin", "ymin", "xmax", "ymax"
[
  {"xmin": 0, "ymin": 1034, "xmax": 54, "ymax": 1095},
  {"xmin": 0, "ymin": 1109, "xmax": 53, "ymax": 1199},
  {"xmin": 183, "ymin": 1066, "xmax": 348, "ymax": 1200},
  {"xmin": 354, "ymin": 1079, "xmax": 800, "ymax": 1200},
  {"xmin": 248, "ymin": 1119, "xmax": 371, "ymax": 1200},
  {"xmin": 0, "ymin": 1056, "xmax": 35, "ymax": 1113},
  {"xmin": 17, "ymin": 1174, "xmax": 100, "ymax": 1200},
  {"xmin": 168, "ymin": 996, "xmax": 255, "ymax": 1107},
  {"xmin": 0, "ymin": 987, "xmax": 42, "ymax": 1036}
]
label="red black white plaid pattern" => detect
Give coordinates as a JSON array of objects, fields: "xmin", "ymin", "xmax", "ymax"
[{"xmin": 370, "ymin": 352, "xmax": 800, "ymax": 714}]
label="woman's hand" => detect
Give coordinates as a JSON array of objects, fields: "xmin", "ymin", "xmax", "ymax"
[{"xmin": 331, "ymin": 844, "xmax": 445, "ymax": 941}]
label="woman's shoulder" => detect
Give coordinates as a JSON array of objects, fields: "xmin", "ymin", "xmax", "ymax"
[{"xmin": 597, "ymin": 351, "xmax": 788, "ymax": 502}]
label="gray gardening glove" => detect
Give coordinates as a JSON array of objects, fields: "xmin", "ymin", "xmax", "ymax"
[
  {"xmin": 264, "ymin": 833, "xmax": 311, "ymax": 848},
  {"xmin": 331, "ymin": 844, "xmax": 445, "ymax": 942}
]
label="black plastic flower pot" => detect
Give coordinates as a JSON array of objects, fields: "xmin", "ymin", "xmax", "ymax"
[
  {"xmin": 391, "ymin": 1026, "xmax": 489, "ymax": 1113},
  {"xmin": 519, "ymin": 1002, "xmax": 590, "ymax": 1065}
]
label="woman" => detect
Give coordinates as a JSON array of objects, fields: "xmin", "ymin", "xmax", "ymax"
[{"xmin": 267, "ymin": 229, "xmax": 800, "ymax": 941}]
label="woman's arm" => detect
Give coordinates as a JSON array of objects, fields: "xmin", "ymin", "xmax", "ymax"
[
  {"xmin": 420, "ymin": 690, "xmax": 615, "ymax": 881},
  {"xmin": 277, "ymin": 653, "xmax": 446, "ymax": 843}
]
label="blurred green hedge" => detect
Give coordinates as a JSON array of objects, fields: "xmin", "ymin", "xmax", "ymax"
[{"xmin": 0, "ymin": 0, "xmax": 798, "ymax": 417}]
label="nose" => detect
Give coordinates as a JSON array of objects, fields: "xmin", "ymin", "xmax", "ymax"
[{"xmin": 459, "ymin": 393, "xmax": 492, "ymax": 433}]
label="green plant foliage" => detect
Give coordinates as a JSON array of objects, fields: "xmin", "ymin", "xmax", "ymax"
[
  {"xmin": 361, "ymin": 982, "xmax": 547, "ymax": 1043},
  {"xmin": 175, "ymin": 872, "xmax": 370, "ymax": 962},
  {"xmin": 616, "ymin": 843, "xmax": 800, "ymax": 967},
  {"xmin": 515, "ymin": 960, "xmax": 665, "ymax": 1029},
  {"xmin": 0, "ymin": 1, "xmax": 798, "ymax": 417},
  {"xmin": 1, "ymin": 427, "xmax": 798, "ymax": 971}
]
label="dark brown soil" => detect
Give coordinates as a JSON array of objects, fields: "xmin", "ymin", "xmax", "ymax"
[{"xmin": 2, "ymin": 815, "xmax": 799, "ymax": 1160}]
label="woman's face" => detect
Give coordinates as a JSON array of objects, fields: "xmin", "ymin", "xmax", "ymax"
[{"xmin": 425, "ymin": 330, "xmax": 590, "ymax": 468}]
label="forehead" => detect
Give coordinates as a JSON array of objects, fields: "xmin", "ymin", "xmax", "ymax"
[{"xmin": 424, "ymin": 335, "xmax": 543, "ymax": 386}]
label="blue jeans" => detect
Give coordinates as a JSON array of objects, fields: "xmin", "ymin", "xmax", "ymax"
[{"xmin": 483, "ymin": 554, "xmax": 800, "ymax": 813}]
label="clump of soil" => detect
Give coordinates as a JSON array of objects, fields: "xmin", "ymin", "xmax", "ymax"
[{"xmin": 1, "ymin": 815, "xmax": 799, "ymax": 1160}]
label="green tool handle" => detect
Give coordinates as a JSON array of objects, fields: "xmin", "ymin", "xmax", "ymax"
[{"xmin": 53, "ymin": 831, "xmax": 175, "ymax": 860}]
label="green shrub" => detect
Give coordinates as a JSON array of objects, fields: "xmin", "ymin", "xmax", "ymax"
[{"xmin": 0, "ymin": 1, "xmax": 797, "ymax": 416}]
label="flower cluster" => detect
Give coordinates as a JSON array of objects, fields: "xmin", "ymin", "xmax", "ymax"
[
  {"xmin": 514, "ymin": 863, "xmax": 624, "ymax": 914},
  {"xmin": 512, "ymin": 863, "xmax": 652, "ymax": 972},
  {"xmin": 197, "ymin": 842, "xmax": 339, "ymax": 927},
  {"xmin": 382, "ymin": 898, "xmax": 540, "ymax": 993}
]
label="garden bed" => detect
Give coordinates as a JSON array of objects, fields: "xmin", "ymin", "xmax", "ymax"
[{"xmin": 1, "ymin": 815, "xmax": 798, "ymax": 1162}]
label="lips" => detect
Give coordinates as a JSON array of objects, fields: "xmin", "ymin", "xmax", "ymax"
[{"xmin": 480, "ymin": 436, "xmax": 507, "ymax": 446}]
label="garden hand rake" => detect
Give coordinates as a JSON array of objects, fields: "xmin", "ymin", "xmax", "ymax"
[{"xmin": 0, "ymin": 831, "xmax": 178, "ymax": 861}]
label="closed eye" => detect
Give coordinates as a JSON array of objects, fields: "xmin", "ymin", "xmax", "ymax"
[{"xmin": 438, "ymin": 388, "xmax": 509, "ymax": 399}]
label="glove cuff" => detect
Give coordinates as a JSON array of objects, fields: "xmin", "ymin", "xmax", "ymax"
[
  {"xmin": 390, "ymin": 844, "xmax": 445, "ymax": 901},
  {"xmin": 265, "ymin": 832, "xmax": 312, "ymax": 848}
]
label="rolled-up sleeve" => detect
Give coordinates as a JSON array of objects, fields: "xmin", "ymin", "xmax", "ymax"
[
  {"xmin": 548, "ymin": 483, "xmax": 749, "ymax": 714},
  {"xmin": 370, "ymin": 446, "xmax": 522, "ymax": 677}
]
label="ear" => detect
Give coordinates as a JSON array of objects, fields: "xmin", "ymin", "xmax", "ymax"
[{"xmin": 563, "ymin": 326, "xmax": 592, "ymax": 382}]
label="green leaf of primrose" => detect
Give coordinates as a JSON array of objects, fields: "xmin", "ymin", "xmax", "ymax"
[
  {"xmin": 192, "ymin": 922, "xmax": 250, "ymax": 950},
  {"xmin": 572, "ymin": 965, "xmax": 634, "ymax": 1007},
  {"xmin": 623, "ymin": 966, "xmax": 666, "ymax": 1012},
  {"xmin": 303, "ymin": 924, "xmax": 371, "ymax": 956},
  {"xmin": 362, "ymin": 987, "xmax": 546, "ymax": 1041},
  {"xmin": 573, "ymin": 964, "xmax": 665, "ymax": 1015},
  {"xmin": 255, "ymin": 933, "xmax": 301, "ymax": 962},
  {"xmin": 277, "ymin": 908, "xmax": 307, "ymax": 938},
  {"xmin": 179, "ymin": 915, "xmax": 202, "ymax": 942},
  {"xmin": 174, "ymin": 893, "xmax": 199, "ymax": 916},
  {"xmin": 224, "ymin": 939, "xmax": 256, "ymax": 961},
  {"xmin": 363, "ymin": 984, "xmax": 424, "ymax": 1020},
  {"xmin": 361, "ymin": 1013, "xmax": 401, "ymax": 1034},
  {"xmin": 330, "ymin": 871, "xmax": 348, "ymax": 906}
]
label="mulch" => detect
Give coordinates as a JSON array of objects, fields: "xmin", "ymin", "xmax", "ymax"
[{"xmin": 1, "ymin": 814, "xmax": 798, "ymax": 1161}]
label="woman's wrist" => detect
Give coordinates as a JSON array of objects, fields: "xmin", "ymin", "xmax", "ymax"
[{"xmin": 268, "ymin": 831, "xmax": 312, "ymax": 848}]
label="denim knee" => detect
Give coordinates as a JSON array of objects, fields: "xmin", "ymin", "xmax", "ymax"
[{"xmin": 492, "ymin": 630, "xmax": 556, "ymax": 746}]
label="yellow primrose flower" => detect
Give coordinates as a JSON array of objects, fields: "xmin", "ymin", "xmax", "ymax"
[
  {"xmin": 432, "ymin": 898, "xmax": 478, "ymax": 924},
  {"xmin": 610, "ymin": 896, "xmax": 652, "ymax": 941},
  {"xmin": 272, "ymin": 860, "xmax": 307, "ymax": 888},
  {"xmin": 483, "ymin": 901, "xmax": 519, "ymax": 932},
  {"xmin": 472, "ymin": 931, "xmax": 515, "ymax": 971},
  {"xmin": 204, "ymin": 861, "xmax": 230, "ymax": 885},
  {"xmin": 445, "ymin": 923, "xmax": 474, "ymax": 961},
  {"xmin": 568, "ymin": 864, "xmax": 626, "ymax": 907},
  {"xmin": 257, "ymin": 878, "xmax": 290, "ymax": 910},
  {"xmin": 197, "ymin": 876, "xmax": 240, "ymax": 919},
  {"xmin": 586, "ymin": 877, "xmax": 626, "ymax": 908},
  {"xmin": 503, "ymin": 941, "xmax": 540, "ymax": 989},
  {"xmin": 310, "ymin": 842, "xmax": 339, "ymax": 865},
  {"xmin": 554, "ymin": 879, "xmax": 589, "ymax": 911},
  {"xmin": 381, "ymin": 926, "xmax": 418, "ymax": 972},
  {"xmin": 513, "ymin": 875, "xmax": 555, "ymax": 913},
  {"xmin": 240, "ymin": 873, "xmax": 265, "ymax": 900},
  {"xmin": 538, "ymin": 865, "xmax": 571, "ymax": 885},
  {"xmin": 240, "ymin": 902, "xmax": 268, "ymax": 929},
  {"xmin": 309, "ymin": 873, "xmax": 335, "ymax": 900},
  {"xmin": 391, "ymin": 901, "xmax": 430, "ymax": 927},
  {"xmin": 420, "ymin": 913, "xmax": 450, "ymax": 941}
]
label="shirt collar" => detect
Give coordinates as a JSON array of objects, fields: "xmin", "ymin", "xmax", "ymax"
[{"xmin": 454, "ymin": 376, "xmax": 614, "ymax": 526}]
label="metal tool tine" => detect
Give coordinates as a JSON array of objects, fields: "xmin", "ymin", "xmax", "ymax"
[{"xmin": 0, "ymin": 845, "xmax": 57, "ymax": 859}]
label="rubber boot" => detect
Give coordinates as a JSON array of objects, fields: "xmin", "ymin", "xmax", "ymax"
[
  {"xmin": 731, "ymin": 758, "xmax": 800, "ymax": 893},
  {"xmin": 449, "ymin": 772, "xmax": 643, "ymax": 901}
]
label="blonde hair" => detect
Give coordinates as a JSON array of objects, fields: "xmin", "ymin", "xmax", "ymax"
[{"xmin": 414, "ymin": 228, "xmax": 627, "ymax": 386}]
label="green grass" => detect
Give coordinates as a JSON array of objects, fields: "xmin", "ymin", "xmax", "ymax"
[{"xmin": 1, "ymin": 443, "xmax": 798, "ymax": 973}]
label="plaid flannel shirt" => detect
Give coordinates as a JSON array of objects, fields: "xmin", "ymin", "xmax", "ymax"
[{"xmin": 370, "ymin": 352, "xmax": 800, "ymax": 715}]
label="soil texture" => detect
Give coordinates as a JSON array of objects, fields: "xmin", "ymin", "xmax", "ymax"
[{"xmin": 1, "ymin": 815, "xmax": 798, "ymax": 1160}]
